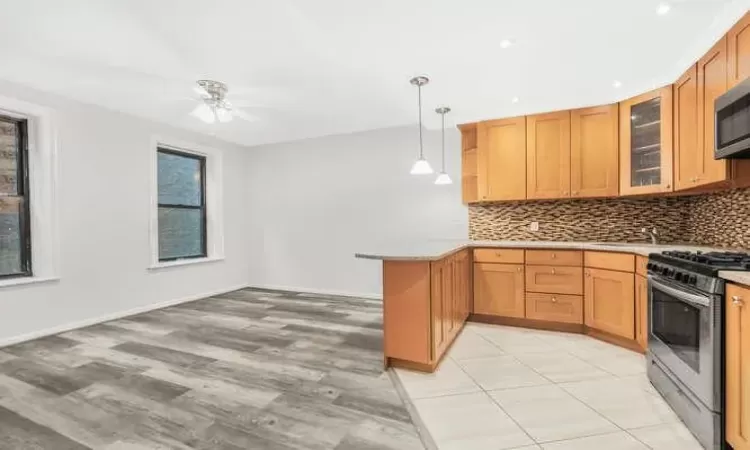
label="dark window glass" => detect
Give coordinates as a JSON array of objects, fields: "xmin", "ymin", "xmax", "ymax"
[
  {"xmin": 157, "ymin": 148, "xmax": 206, "ymax": 261},
  {"xmin": 0, "ymin": 116, "xmax": 30, "ymax": 279}
]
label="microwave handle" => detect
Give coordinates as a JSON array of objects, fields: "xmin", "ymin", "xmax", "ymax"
[{"xmin": 649, "ymin": 276, "xmax": 711, "ymax": 308}]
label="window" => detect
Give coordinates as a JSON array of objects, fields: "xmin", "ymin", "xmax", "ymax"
[
  {"xmin": 157, "ymin": 148, "xmax": 207, "ymax": 261},
  {"xmin": 0, "ymin": 115, "xmax": 31, "ymax": 279}
]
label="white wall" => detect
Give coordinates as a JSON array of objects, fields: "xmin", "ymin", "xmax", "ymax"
[
  {"xmin": 245, "ymin": 126, "xmax": 469, "ymax": 298},
  {"xmin": 0, "ymin": 80, "xmax": 250, "ymax": 345}
]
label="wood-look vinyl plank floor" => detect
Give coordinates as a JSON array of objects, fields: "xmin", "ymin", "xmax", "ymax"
[{"xmin": 0, "ymin": 288, "xmax": 424, "ymax": 450}]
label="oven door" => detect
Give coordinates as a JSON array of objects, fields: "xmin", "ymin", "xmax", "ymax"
[{"xmin": 648, "ymin": 275, "xmax": 721, "ymax": 411}]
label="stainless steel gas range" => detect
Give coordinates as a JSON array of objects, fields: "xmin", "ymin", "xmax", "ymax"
[{"xmin": 647, "ymin": 250, "xmax": 750, "ymax": 450}]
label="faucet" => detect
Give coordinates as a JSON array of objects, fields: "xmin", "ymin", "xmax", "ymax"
[{"xmin": 641, "ymin": 227, "xmax": 659, "ymax": 245}]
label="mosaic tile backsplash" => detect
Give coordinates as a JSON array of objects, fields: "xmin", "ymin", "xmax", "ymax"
[{"xmin": 469, "ymin": 187, "xmax": 750, "ymax": 249}]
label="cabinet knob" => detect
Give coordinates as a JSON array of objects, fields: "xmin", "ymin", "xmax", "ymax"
[
  {"xmin": 585, "ymin": 271, "xmax": 591, "ymax": 277},
  {"xmin": 551, "ymin": 268, "xmax": 556, "ymax": 275},
  {"xmin": 552, "ymin": 297, "xmax": 557, "ymax": 303},
  {"xmin": 665, "ymin": 184, "xmax": 671, "ymax": 189},
  {"xmin": 551, "ymin": 253, "xmax": 557, "ymax": 259},
  {"xmin": 517, "ymin": 267, "xmax": 522, "ymax": 272},
  {"xmin": 733, "ymin": 295, "xmax": 744, "ymax": 307},
  {"xmin": 563, "ymin": 191, "xmax": 569, "ymax": 196},
  {"xmin": 496, "ymin": 251, "xmax": 502, "ymax": 257}
]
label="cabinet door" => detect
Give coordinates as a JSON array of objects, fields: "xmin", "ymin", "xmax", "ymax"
[
  {"xmin": 527, "ymin": 111, "xmax": 571, "ymax": 199},
  {"xmin": 570, "ymin": 105, "xmax": 619, "ymax": 198},
  {"xmin": 473, "ymin": 263, "xmax": 525, "ymax": 318},
  {"xmin": 460, "ymin": 124, "xmax": 479, "ymax": 203},
  {"xmin": 431, "ymin": 260, "xmax": 448, "ymax": 359},
  {"xmin": 619, "ymin": 86, "xmax": 674, "ymax": 195},
  {"xmin": 584, "ymin": 268, "xmax": 635, "ymax": 339},
  {"xmin": 674, "ymin": 64, "xmax": 701, "ymax": 191},
  {"xmin": 698, "ymin": 37, "xmax": 732, "ymax": 187},
  {"xmin": 727, "ymin": 284, "xmax": 750, "ymax": 450},
  {"xmin": 635, "ymin": 275, "xmax": 649, "ymax": 351},
  {"xmin": 728, "ymin": 12, "xmax": 750, "ymax": 88},
  {"xmin": 477, "ymin": 117, "xmax": 526, "ymax": 201},
  {"xmin": 443, "ymin": 257, "xmax": 456, "ymax": 341}
]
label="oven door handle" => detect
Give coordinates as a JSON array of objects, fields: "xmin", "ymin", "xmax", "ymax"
[{"xmin": 649, "ymin": 276, "xmax": 711, "ymax": 308}]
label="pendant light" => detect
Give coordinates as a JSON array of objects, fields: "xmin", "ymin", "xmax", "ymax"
[
  {"xmin": 409, "ymin": 76, "xmax": 433, "ymax": 175},
  {"xmin": 434, "ymin": 106, "xmax": 453, "ymax": 185}
]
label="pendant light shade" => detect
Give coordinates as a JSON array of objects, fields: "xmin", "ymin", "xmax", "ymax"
[
  {"xmin": 410, "ymin": 158, "xmax": 433, "ymax": 175},
  {"xmin": 410, "ymin": 76, "xmax": 433, "ymax": 175},
  {"xmin": 434, "ymin": 106, "xmax": 453, "ymax": 185}
]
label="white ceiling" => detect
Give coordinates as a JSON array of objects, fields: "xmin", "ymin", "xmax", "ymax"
[{"xmin": 0, "ymin": 0, "xmax": 748, "ymax": 147}]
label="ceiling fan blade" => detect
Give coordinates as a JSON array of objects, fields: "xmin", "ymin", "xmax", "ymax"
[
  {"xmin": 232, "ymin": 109, "xmax": 258, "ymax": 122},
  {"xmin": 190, "ymin": 103, "xmax": 216, "ymax": 124}
]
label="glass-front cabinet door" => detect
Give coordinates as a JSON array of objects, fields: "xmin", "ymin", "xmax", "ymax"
[{"xmin": 619, "ymin": 86, "xmax": 674, "ymax": 195}]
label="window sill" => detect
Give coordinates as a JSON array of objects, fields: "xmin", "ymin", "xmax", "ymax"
[
  {"xmin": 148, "ymin": 256, "xmax": 225, "ymax": 271},
  {"xmin": 0, "ymin": 276, "xmax": 60, "ymax": 289}
]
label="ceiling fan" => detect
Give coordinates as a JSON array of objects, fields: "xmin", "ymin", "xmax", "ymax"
[{"xmin": 191, "ymin": 79, "xmax": 256, "ymax": 124}]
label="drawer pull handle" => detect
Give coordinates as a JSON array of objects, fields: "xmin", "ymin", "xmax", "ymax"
[{"xmin": 733, "ymin": 295, "xmax": 744, "ymax": 307}]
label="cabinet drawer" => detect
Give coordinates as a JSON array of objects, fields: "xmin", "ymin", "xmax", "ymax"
[
  {"xmin": 473, "ymin": 248, "xmax": 525, "ymax": 264},
  {"xmin": 525, "ymin": 250, "xmax": 582, "ymax": 266},
  {"xmin": 525, "ymin": 265, "xmax": 584, "ymax": 295},
  {"xmin": 584, "ymin": 251, "xmax": 634, "ymax": 272},
  {"xmin": 636, "ymin": 255, "xmax": 648, "ymax": 277},
  {"xmin": 525, "ymin": 293, "xmax": 583, "ymax": 324}
]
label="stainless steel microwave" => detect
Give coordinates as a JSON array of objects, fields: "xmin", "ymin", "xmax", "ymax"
[{"xmin": 715, "ymin": 77, "xmax": 750, "ymax": 159}]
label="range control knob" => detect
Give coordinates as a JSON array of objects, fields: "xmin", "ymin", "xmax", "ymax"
[
  {"xmin": 674, "ymin": 272, "xmax": 684, "ymax": 282},
  {"xmin": 662, "ymin": 267, "xmax": 671, "ymax": 276},
  {"xmin": 688, "ymin": 275, "xmax": 698, "ymax": 285},
  {"xmin": 647, "ymin": 263, "xmax": 655, "ymax": 271}
]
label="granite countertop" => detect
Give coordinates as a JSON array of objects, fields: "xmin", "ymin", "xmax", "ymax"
[
  {"xmin": 354, "ymin": 239, "xmax": 720, "ymax": 261},
  {"xmin": 719, "ymin": 271, "xmax": 750, "ymax": 286}
]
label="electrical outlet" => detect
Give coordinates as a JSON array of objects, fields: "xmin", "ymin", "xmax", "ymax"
[{"xmin": 529, "ymin": 221, "xmax": 540, "ymax": 232}]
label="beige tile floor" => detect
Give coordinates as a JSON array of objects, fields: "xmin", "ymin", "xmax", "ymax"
[{"xmin": 394, "ymin": 323, "xmax": 704, "ymax": 450}]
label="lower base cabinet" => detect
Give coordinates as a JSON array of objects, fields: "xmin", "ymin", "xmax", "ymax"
[
  {"xmin": 473, "ymin": 263, "xmax": 525, "ymax": 318},
  {"xmin": 584, "ymin": 268, "xmax": 635, "ymax": 339},
  {"xmin": 727, "ymin": 284, "xmax": 750, "ymax": 450},
  {"xmin": 382, "ymin": 250, "xmax": 471, "ymax": 369},
  {"xmin": 635, "ymin": 275, "xmax": 648, "ymax": 350},
  {"xmin": 525, "ymin": 292, "xmax": 583, "ymax": 324}
]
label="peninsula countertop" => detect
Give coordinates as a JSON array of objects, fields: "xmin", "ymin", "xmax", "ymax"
[{"xmin": 354, "ymin": 239, "xmax": 722, "ymax": 261}]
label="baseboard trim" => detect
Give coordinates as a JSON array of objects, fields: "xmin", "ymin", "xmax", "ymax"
[
  {"xmin": 0, "ymin": 283, "xmax": 249, "ymax": 349},
  {"xmin": 246, "ymin": 283, "xmax": 382, "ymax": 301}
]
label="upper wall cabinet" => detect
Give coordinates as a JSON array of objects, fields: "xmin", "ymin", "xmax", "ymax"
[
  {"xmin": 619, "ymin": 86, "xmax": 674, "ymax": 196},
  {"xmin": 477, "ymin": 117, "xmax": 527, "ymax": 202},
  {"xmin": 674, "ymin": 64, "xmax": 700, "ymax": 191},
  {"xmin": 728, "ymin": 12, "xmax": 750, "ymax": 88},
  {"xmin": 527, "ymin": 111, "xmax": 571, "ymax": 200},
  {"xmin": 459, "ymin": 124, "xmax": 479, "ymax": 203},
  {"xmin": 570, "ymin": 105, "xmax": 619, "ymax": 198}
]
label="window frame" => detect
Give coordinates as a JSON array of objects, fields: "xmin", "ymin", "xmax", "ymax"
[
  {"xmin": 156, "ymin": 146, "xmax": 208, "ymax": 262},
  {"xmin": 0, "ymin": 114, "xmax": 32, "ymax": 280}
]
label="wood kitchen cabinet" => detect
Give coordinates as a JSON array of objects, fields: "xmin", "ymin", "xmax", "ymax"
[
  {"xmin": 473, "ymin": 263, "xmax": 525, "ymax": 318},
  {"xmin": 527, "ymin": 111, "xmax": 571, "ymax": 199},
  {"xmin": 460, "ymin": 124, "xmax": 479, "ymax": 203},
  {"xmin": 728, "ymin": 12, "xmax": 750, "ymax": 88},
  {"xmin": 584, "ymin": 268, "xmax": 635, "ymax": 339},
  {"xmin": 570, "ymin": 105, "xmax": 619, "ymax": 198},
  {"xmin": 619, "ymin": 86, "xmax": 674, "ymax": 196},
  {"xmin": 635, "ymin": 274, "xmax": 648, "ymax": 351},
  {"xmin": 383, "ymin": 250, "xmax": 470, "ymax": 371},
  {"xmin": 726, "ymin": 283, "xmax": 750, "ymax": 450},
  {"xmin": 674, "ymin": 64, "xmax": 701, "ymax": 191},
  {"xmin": 477, "ymin": 117, "xmax": 527, "ymax": 201}
]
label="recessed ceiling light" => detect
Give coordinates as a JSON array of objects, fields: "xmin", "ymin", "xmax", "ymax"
[
  {"xmin": 656, "ymin": 2, "xmax": 671, "ymax": 15},
  {"xmin": 500, "ymin": 39, "xmax": 514, "ymax": 49},
  {"xmin": 613, "ymin": 80, "xmax": 623, "ymax": 88},
  {"xmin": 512, "ymin": 96, "xmax": 520, "ymax": 103}
]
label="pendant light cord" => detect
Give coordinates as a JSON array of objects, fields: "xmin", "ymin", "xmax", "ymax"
[{"xmin": 418, "ymin": 84, "xmax": 424, "ymax": 159}]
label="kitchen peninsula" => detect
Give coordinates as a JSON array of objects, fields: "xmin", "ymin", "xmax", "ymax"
[{"xmin": 356, "ymin": 241, "xmax": 746, "ymax": 372}]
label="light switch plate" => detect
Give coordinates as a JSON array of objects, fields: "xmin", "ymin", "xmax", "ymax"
[{"xmin": 530, "ymin": 221, "xmax": 540, "ymax": 232}]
